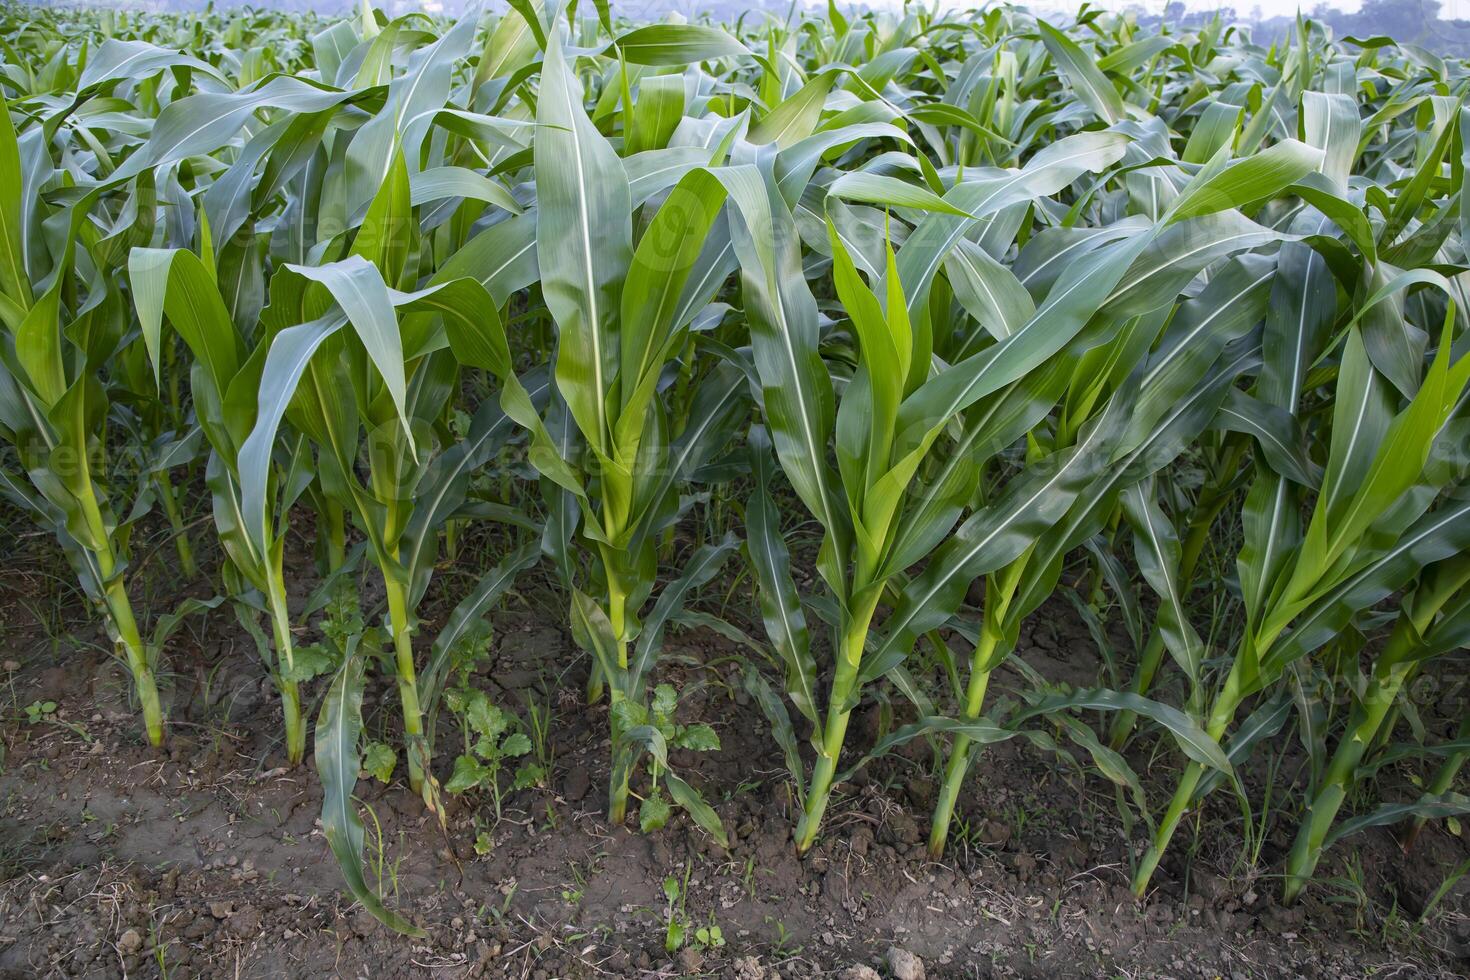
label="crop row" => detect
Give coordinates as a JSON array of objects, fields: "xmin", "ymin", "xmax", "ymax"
[{"xmin": 1, "ymin": 0, "xmax": 1468, "ymax": 931}]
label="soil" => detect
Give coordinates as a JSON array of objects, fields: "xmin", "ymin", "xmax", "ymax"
[{"xmin": 1, "ymin": 515, "xmax": 1468, "ymax": 979}]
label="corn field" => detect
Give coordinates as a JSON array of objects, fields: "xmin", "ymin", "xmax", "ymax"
[{"xmin": 1, "ymin": 0, "xmax": 1469, "ymax": 957}]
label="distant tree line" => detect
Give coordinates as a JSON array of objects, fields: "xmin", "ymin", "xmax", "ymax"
[{"xmin": 1136, "ymin": 0, "xmax": 1470, "ymax": 58}]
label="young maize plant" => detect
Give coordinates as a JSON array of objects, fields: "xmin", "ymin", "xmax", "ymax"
[
  {"xmin": 208, "ymin": 4, "xmax": 542, "ymax": 795},
  {"xmin": 1402, "ymin": 713, "xmax": 1470, "ymax": 851},
  {"xmin": 1284, "ymin": 552, "xmax": 1470, "ymax": 901},
  {"xmin": 920, "ymin": 231, "xmax": 1294, "ymax": 856},
  {"xmin": 970, "ymin": 102, "xmax": 1333, "ymax": 832},
  {"xmin": 481, "ymin": 17, "xmax": 752, "ymax": 836},
  {"xmin": 1133, "ymin": 288, "xmax": 1470, "ymax": 895},
  {"xmin": 1125, "ymin": 68, "xmax": 1470, "ymax": 893},
  {"xmin": 737, "ymin": 120, "xmax": 1184, "ymax": 850},
  {"xmin": 1106, "ymin": 428, "xmax": 1253, "ymax": 752},
  {"xmin": 0, "ymin": 94, "xmax": 208, "ymax": 747},
  {"xmin": 129, "ymin": 237, "xmax": 324, "ymax": 765},
  {"xmin": 1272, "ymin": 100, "xmax": 1470, "ymax": 898},
  {"xmin": 242, "ymin": 183, "xmax": 546, "ymax": 801},
  {"xmin": 796, "ymin": 60, "xmax": 1321, "ymax": 855}
]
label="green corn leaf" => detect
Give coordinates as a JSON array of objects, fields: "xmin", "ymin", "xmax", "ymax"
[
  {"xmin": 664, "ymin": 773, "xmax": 729, "ymax": 848},
  {"xmin": 1038, "ymin": 20, "xmax": 1126, "ymax": 124},
  {"xmin": 1012, "ymin": 688, "xmax": 1232, "ymax": 775},
  {"xmin": 614, "ymin": 24, "xmax": 747, "ymax": 66},
  {"xmin": 616, "ymin": 167, "xmax": 728, "ymax": 453},
  {"xmin": 825, "ymin": 172, "xmax": 972, "ymax": 217},
  {"xmin": 943, "ymin": 238, "xmax": 1035, "ymax": 343},
  {"xmin": 316, "ymin": 648, "xmax": 424, "ymax": 937},
  {"xmin": 238, "ymin": 314, "xmax": 344, "ymax": 554},
  {"xmin": 1165, "ymin": 139, "xmax": 1323, "ymax": 223},
  {"xmin": 724, "ymin": 164, "xmax": 845, "ymax": 579},
  {"xmin": 748, "ymin": 70, "xmax": 836, "ymax": 148},
  {"xmin": 0, "ymin": 94, "xmax": 31, "ymax": 311},
  {"xmin": 128, "ymin": 247, "xmax": 242, "ymax": 393},
  {"xmin": 535, "ymin": 31, "xmax": 633, "ymax": 454},
  {"xmin": 1212, "ymin": 388, "xmax": 1320, "ymax": 489},
  {"xmin": 1323, "ymin": 793, "xmax": 1470, "ymax": 850},
  {"xmin": 746, "ymin": 426, "xmax": 819, "ymax": 726},
  {"xmin": 1122, "ymin": 480, "xmax": 1205, "ymax": 687}
]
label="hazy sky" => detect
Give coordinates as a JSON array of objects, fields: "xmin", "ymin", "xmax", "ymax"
[
  {"xmin": 1074, "ymin": 0, "xmax": 1470, "ymax": 16},
  {"xmin": 888, "ymin": 0, "xmax": 1470, "ymax": 21}
]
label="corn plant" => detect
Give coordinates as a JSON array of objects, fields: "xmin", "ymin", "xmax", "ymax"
[
  {"xmin": 921, "ymin": 241, "xmax": 1285, "ymax": 856},
  {"xmin": 736, "ymin": 117, "xmax": 1197, "ymax": 849},
  {"xmin": 1127, "ymin": 76, "xmax": 1470, "ymax": 892},
  {"xmin": 1403, "ymin": 714, "xmax": 1470, "ymax": 851},
  {"xmin": 428, "ymin": 15, "xmax": 756, "ymax": 837},
  {"xmin": 1133, "ymin": 288, "xmax": 1470, "ymax": 895},
  {"xmin": 0, "ymin": 96, "xmax": 187, "ymax": 746},
  {"xmin": 1285, "ymin": 553, "xmax": 1470, "ymax": 901},
  {"xmin": 129, "ymin": 228, "xmax": 366, "ymax": 765}
]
